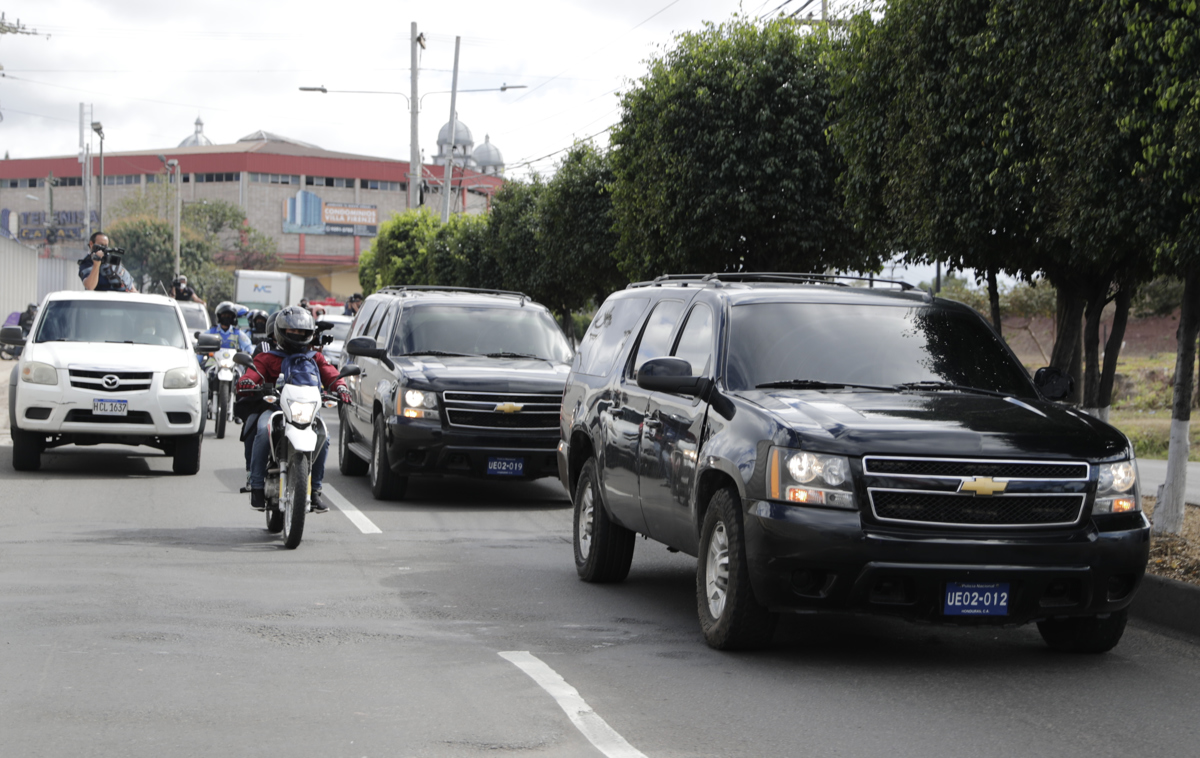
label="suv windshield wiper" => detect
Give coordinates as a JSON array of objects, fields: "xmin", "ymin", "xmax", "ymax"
[
  {"xmin": 755, "ymin": 379, "xmax": 897, "ymax": 392},
  {"xmin": 485, "ymin": 351, "xmax": 540, "ymax": 360},
  {"xmin": 893, "ymin": 380, "xmax": 1013, "ymax": 398},
  {"xmin": 401, "ymin": 350, "xmax": 476, "ymax": 357}
]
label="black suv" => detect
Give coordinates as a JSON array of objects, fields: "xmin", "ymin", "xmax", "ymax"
[
  {"xmin": 339, "ymin": 286, "xmax": 573, "ymax": 499},
  {"xmin": 558, "ymin": 273, "xmax": 1149, "ymax": 652}
]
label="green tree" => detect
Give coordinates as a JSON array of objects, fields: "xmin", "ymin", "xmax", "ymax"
[
  {"xmin": 358, "ymin": 207, "xmax": 442, "ymax": 293},
  {"xmin": 105, "ymin": 215, "xmax": 213, "ymax": 293},
  {"xmin": 611, "ymin": 15, "xmax": 869, "ymax": 280},
  {"xmin": 486, "ymin": 177, "xmax": 551, "ymax": 303}
]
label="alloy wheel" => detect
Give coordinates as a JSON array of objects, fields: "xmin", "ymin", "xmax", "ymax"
[{"xmin": 705, "ymin": 521, "xmax": 730, "ymax": 619}]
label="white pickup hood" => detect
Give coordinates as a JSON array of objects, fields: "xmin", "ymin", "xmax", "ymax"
[{"xmin": 25, "ymin": 341, "xmax": 195, "ymax": 373}]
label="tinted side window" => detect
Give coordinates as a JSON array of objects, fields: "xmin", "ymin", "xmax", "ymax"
[
  {"xmin": 672, "ymin": 304, "xmax": 714, "ymax": 376},
  {"xmin": 352, "ymin": 299, "xmax": 381, "ymax": 340},
  {"xmin": 629, "ymin": 300, "xmax": 684, "ymax": 377},
  {"xmin": 575, "ymin": 297, "xmax": 650, "ymax": 376},
  {"xmin": 373, "ymin": 303, "xmax": 399, "ymax": 346}
]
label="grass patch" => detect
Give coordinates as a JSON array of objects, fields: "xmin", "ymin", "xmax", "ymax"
[{"xmin": 1108, "ymin": 410, "xmax": 1200, "ymax": 461}]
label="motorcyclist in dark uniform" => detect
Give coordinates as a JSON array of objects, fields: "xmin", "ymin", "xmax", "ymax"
[
  {"xmin": 237, "ymin": 306, "xmax": 350, "ymax": 513},
  {"xmin": 246, "ymin": 309, "xmax": 269, "ymax": 345},
  {"xmin": 235, "ymin": 311, "xmax": 279, "ymax": 492},
  {"xmin": 17, "ymin": 303, "xmax": 37, "ymax": 332}
]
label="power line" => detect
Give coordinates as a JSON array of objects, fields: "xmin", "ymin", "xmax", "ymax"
[{"xmin": 508, "ymin": 125, "xmax": 615, "ymax": 171}]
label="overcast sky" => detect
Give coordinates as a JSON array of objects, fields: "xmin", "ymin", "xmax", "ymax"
[{"xmin": 0, "ymin": 1, "xmax": 859, "ymax": 179}]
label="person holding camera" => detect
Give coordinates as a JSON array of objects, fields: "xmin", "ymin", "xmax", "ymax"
[
  {"xmin": 171, "ymin": 275, "xmax": 205, "ymax": 304},
  {"xmin": 78, "ymin": 231, "xmax": 138, "ymax": 293}
]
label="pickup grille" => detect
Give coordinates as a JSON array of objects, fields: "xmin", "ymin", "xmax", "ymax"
[
  {"xmin": 864, "ymin": 456, "xmax": 1089, "ymax": 528},
  {"xmin": 442, "ymin": 391, "xmax": 561, "ymax": 431},
  {"xmin": 69, "ymin": 369, "xmax": 153, "ymax": 393},
  {"xmin": 64, "ymin": 409, "xmax": 154, "ymax": 425}
]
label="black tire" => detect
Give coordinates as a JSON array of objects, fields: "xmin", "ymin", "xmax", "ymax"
[
  {"xmin": 697, "ymin": 487, "xmax": 777, "ymax": 650},
  {"xmin": 369, "ymin": 414, "xmax": 408, "ymax": 501},
  {"xmin": 573, "ymin": 458, "xmax": 635, "ymax": 583},
  {"xmin": 11, "ymin": 427, "xmax": 43, "ymax": 471},
  {"xmin": 171, "ymin": 433, "xmax": 202, "ymax": 475},
  {"xmin": 282, "ymin": 448, "xmax": 309, "ymax": 549},
  {"xmin": 1037, "ymin": 609, "xmax": 1128, "ymax": 654},
  {"xmin": 338, "ymin": 409, "xmax": 368, "ymax": 476},
  {"xmin": 215, "ymin": 381, "xmax": 229, "ymax": 439}
]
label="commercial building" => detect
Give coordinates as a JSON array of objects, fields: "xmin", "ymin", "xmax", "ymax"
[{"xmin": 0, "ymin": 118, "xmax": 507, "ymax": 298}]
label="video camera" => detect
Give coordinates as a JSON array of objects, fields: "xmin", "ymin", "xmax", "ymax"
[{"xmin": 94, "ymin": 245, "xmax": 126, "ymax": 267}]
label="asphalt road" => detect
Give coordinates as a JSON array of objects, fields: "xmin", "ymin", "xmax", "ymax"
[{"xmin": 2, "ymin": 417, "xmax": 1200, "ymax": 758}]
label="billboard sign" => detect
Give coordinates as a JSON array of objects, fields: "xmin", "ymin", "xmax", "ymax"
[{"xmin": 282, "ymin": 190, "xmax": 377, "ymax": 236}]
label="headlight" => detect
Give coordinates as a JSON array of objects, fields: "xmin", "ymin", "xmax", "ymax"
[
  {"xmin": 20, "ymin": 361, "xmax": 58, "ymax": 385},
  {"xmin": 289, "ymin": 400, "xmax": 318, "ymax": 426},
  {"xmin": 163, "ymin": 365, "xmax": 199, "ymax": 389},
  {"xmin": 1094, "ymin": 459, "xmax": 1139, "ymax": 514},
  {"xmin": 769, "ymin": 447, "xmax": 856, "ymax": 510},
  {"xmin": 399, "ymin": 388, "xmax": 439, "ymax": 419}
]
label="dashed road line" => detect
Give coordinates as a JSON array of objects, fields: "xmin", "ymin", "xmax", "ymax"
[
  {"xmin": 322, "ymin": 484, "xmax": 382, "ymax": 534},
  {"xmin": 499, "ymin": 651, "xmax": 647, "ymax": 758}
]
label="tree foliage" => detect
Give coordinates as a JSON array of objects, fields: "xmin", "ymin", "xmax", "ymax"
[{"xmin": 610, "ymin": 16, "xmax": 869, "ymax": 279}]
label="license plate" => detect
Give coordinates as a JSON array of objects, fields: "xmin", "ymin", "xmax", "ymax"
[
  {"xmin": 944, "ymin": 581, "xmax": 1009, "ymax": 616},
  {"xmin": 487, "ymin": 457, "xmax": 524, "ymax": 476},
  {"xmin": 93, "ymin": 399, "xmax": 128, "ymax": 416}
]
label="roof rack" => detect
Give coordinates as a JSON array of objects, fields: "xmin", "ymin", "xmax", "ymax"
[
  {"xmin": 627, "ymin": 272, "xmax": 917, "ymax": 291},
  {"xmin": 376, "ymin": 285, "xmax": 530, "ymax": 303}
]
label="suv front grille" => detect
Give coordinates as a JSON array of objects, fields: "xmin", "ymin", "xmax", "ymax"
[
  {"xmin": 69, "ymin": 369, "xmax": 153, "ymax": 393},
  {"xmin": 442, "ymin": 391, "xmax": 561, "ymax": 431},
  {"xmin": 864, "ymin": 455, "xmax": 1089, "ymax": 528},
  {"xmin": 871, "ymin": 491, "xmax": 1084, "ymax": 527}
]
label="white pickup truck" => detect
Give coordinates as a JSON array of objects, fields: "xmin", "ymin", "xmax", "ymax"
[{"xmin": 2, "ymin": 291, "xmax": 218, "ymax": 474}]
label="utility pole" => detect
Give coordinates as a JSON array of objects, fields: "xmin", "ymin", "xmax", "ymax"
[
  {"xmin": 79, "ymin": 104, "xmax": 92, "ymax": 242},
  {"xmin": 441, "ymin": 36, "xmax": 461, "ymax": 224},
  {"xmin": 173, "ymin": 161, "xmax": 182, "ymax": 279},
  {"xmin": 410, "ymin": 23, "xmax": 424, "ymax": 210}
]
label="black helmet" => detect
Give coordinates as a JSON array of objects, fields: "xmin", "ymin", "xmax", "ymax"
[
  {"xmin": 248, "ymin": 309, "xmax": 268, "ymax": 332},
  {"xmin": 26, "ymin": 303, "xmax": 37, "ymax": 312},
  {"xmin": 215, "ymin": 301, "xmax": 238, "ymax": 327},
  {"xmin": 273, "ymin": 305, "xmax": 316, "ymax": 353},
  {"xmin": 264, "ymin": 311, "xmax": 280, "ymax": 343}
]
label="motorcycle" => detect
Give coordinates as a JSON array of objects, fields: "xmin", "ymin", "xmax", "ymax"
[
  {"xmin": 206, "ymin": 347, "xmax": 247, "ymax": 439},
  {"xmin": 234, "ymin": 352, "xmax": 359, "ymax": 549}
]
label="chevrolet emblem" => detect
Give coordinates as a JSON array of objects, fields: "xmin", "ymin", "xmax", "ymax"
[
  {"xmin": 959, "ymin": 476, "xmax": 1007, "ymax": 496},
  {"xmin": 495, "ymin": 402, "xmax": 524, "ymax": 414}
]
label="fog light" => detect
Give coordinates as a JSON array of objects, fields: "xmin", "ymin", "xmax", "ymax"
[
  {"xmin": 1112, "ymin": 498, "xmax": 1136, "ymax": 513},
  {"xmin": 402, "ymin": 408, "xmax": 423, "ymax": 419}
]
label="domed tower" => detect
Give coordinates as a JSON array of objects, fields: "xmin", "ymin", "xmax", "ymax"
[
  {"xmin": 178, "ymin": 117, "xmax": 213, "ymax": 148},
  {"xmin": 434, "ymin": 116, "xmax": 476, "ymax": 168},
  {"xmin": 473, "ymin": 135, "xmax": 505, "ymax": 176}
]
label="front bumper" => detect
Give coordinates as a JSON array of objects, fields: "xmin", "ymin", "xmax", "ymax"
[
  {"xmin": 744, "ymin": 500, "xmax": 1150, "ymax": 624},
  {"xmin": 384, "ymin": 415, "xmax": 560, "ymax": 480},
  {"xmin": 15, "ymin": 374, "xmax": 203, "ymax": 440}
]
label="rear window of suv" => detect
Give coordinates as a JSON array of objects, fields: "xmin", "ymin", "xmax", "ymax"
[
  {"xmin": 35, "ymin": 300, "xmax": 187, "ymax": 348},
  {"xmin": 725, "ymin": 302, "xmax": 1035, "ymax": 397},
  {"xmin": 390, "ymin": 304, "xmax": 573, "ymax": 363}
]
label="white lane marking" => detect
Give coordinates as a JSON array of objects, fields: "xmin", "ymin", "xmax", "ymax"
[
  {"xmin": 322, "ymin": 484, "xmax": 382, "ymax": 534},
  {"xmin": 499, "ymin": 651, "xmax": 647, "ymax": 758}
]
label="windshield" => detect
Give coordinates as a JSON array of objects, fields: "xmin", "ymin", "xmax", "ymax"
[
  {"xmin": 34, "ymin": 299, "xmax": 188, "ymax": 349},
  {"xmin": 390, "ymin": 305, "xmax": 573, "ymax": 363},
  {"xmin": 328, "ymin": 322, "xmax": 352, "ymax": 342},
  {"xmin": 725, "ymin": 302, "xmax": 1036, "ymax": 398},
  {"xmin": 178, "ymin": 304, "xmax": 208, "ymax": 330}
]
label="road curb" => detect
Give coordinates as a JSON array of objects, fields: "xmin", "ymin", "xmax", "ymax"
[{"xmin": 1131, "ymin": 574, "xmax": 1200, "ymax": 638}]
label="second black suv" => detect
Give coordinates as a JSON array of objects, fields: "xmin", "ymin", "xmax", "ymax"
[
  {"xmin": 558, "ymin": 273, "xmax": 1149, "ymax": 652},
  {"xmin": 340, "ymin": 286, "xmax": 573, "ymax": 499}
]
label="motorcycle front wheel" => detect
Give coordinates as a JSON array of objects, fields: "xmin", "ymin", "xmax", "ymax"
[
  {"xmin": 282, "ymin": 448, "xmax": 309, "ymax": 549},
  {"xmin": 215, "ymin": 380, "xmax": 230, "ymax": 439}
]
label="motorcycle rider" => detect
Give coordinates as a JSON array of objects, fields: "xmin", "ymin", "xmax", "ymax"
[
  {"xmin": 235, "ymin": 311, "xmax": 280, "ymax": 492},
  {"xmin": 17, "ymin": 303, "xmax": 37, "ymax": 332},
  {"xmin": 246, "ymin": 309, "xmax": 270, "ymax": 344},
  {"xmin": 237, "ymin": 306, "xmax": 351, "ymax": 514},
  {"xmin": 206, "ymin": 301, "xmax": 252, "ymax": 351}
]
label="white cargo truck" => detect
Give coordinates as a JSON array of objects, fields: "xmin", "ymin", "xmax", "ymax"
[{"xmin": 234, "ymin": 270, "xmax": 305, "ymax": 314}]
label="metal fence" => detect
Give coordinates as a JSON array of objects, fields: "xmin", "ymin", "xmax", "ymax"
[
  {"xmin": 38, "ymin": 255, "xmax": 85, "ymax": 301},
  {"xmin": 0, "ymin": 236, "xmax": 38, "ymax": 323}
]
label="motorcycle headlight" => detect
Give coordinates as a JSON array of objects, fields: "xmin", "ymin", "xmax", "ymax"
[
  {"xmin": 399, "ymin": 388, "xmax": 439, "ymax": 420},
  {"xmin": 289, "ymin": 400, "xmax": 318, "ymax": 426},
  {"xmin": 163, "ymin": 365, "xmax": 199, "ymax": 389},
  {"xmin": 20, "ymin": 361, "xmax": 58, "ymax": 385},
  {"xmin": 769, "ymin": 447, "xmax": 857, "ymax": 510},
  {"xmin": 1094, "ymin": 459, "xmax": 1139, "ymax": 514}
]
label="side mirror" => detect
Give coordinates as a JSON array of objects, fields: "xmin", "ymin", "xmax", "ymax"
[
  {"xmin": 636, "ymin": 357, "xmax": 707, "ymax": 395},
  {"xmin": 193, "ymin": 331, "xmax": 201, "ymax": 340},
  {"xmin": 345, "ymin": 335, "xmax": 394, "ymax": 370},
  {"xmin": 0, "ymin": 326, "xmax": 26, "ymax": 346},
  {"xmin": 338, "ymin": 364, "xmax": 362, "ymax": 378},
  {"xmin": 194, "ymin": 334, "xmax": 222, "ymax": 354},
  {"xmin": 233, "ymin": 352, "xmax": 254, "ymax": 368},
  {"xmin": 1034, "ymin": 366, "xmax": 1073, "ymax": 401}
]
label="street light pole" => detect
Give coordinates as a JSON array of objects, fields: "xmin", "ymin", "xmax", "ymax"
[
  {"xmin": 410, "ymin": 23, "xmax": 423, "ymax": 210},
  {"xmin": 91, "ymin": 121, "xmax": 104, "ymax": 229},
  {"xmin": 441, "ymin": 36, "xmax": 461, "ymax": 224},
  {"xmin": 160, "ymin": 155, "xmax": 182, "ymax": 278}
]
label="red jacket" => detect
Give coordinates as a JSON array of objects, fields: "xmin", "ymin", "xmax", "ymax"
[{"xmin": 240, "ymin": 350, "xmax": 346, "ymax": 394}]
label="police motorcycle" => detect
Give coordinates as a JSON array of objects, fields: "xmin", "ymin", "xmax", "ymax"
[
  {"xmin": 203, "ymin": 302, "xmax": 251, "ymax": 439},
  {"xmin": 233, "ymin": 351, "xmax": 359, "ymax": 549}
]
